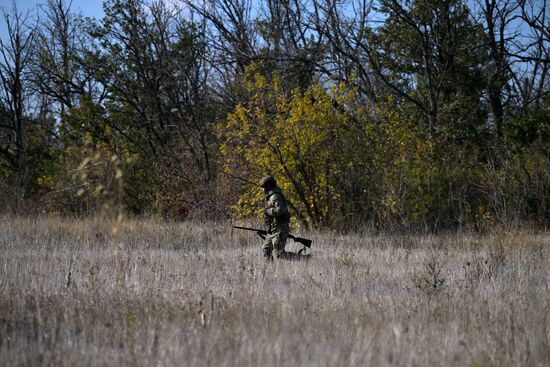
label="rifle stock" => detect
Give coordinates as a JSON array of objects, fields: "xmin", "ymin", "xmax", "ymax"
[
  {"xmin": 288, "ymin": 234, "xmax": 312, "ymax": 248},
  {"xmin": 233, "ymin": 226, "xmax": 312, "ymax": 248}
]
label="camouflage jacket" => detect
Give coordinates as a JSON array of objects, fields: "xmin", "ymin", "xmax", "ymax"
[{"xmin": 264, "ymin": 187, "xmax": 290, "ymax": 234}]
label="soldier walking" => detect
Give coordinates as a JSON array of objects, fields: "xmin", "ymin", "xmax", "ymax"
[{"xmin": 259, "ymin": 176, "xmax": 310, "ymax": 261}]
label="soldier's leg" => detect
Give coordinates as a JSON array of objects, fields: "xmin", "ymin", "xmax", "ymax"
[
  {"xmin": 273, "ymin": 232, "xmax": 311, "ymax": 261},
  {"xmin": 261, "ymin": 235, "xmax": 274, "ymax": 261},
  {"xmin": 273, "ymin": 232, "xmax": 297, "ymax": 260}
]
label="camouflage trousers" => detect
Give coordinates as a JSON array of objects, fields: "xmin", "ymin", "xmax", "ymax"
[{"xmin": 262, "ymin": 230, "xmax": 298, "ymax": 261}]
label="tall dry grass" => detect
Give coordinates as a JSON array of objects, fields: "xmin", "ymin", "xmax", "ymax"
[{"xmin": 0, "ymin": 215, "xmax": 548, "ymax": 366}]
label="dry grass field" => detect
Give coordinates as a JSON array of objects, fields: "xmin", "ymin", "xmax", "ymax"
[{"xmin": 0, "ymin": 215, "xmax": 549, "ymax": 366}]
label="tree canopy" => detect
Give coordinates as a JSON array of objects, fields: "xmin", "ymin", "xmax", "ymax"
[{"xmin": 0, "ymin": 0, "xmax": 548, "ymax": 230}]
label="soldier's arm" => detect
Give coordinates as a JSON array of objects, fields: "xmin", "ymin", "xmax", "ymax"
[{"xmin": 266, "ymin": 194, "xmax": 287, "ymax": 217}]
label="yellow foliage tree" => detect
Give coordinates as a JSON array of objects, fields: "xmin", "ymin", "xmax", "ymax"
[{"xmin": 220, "ymin": 64, "xmax": 374, "ymax": 227}]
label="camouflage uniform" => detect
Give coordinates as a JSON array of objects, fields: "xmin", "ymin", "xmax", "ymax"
[{"xmin": 260, "ymin": 176, "xmax": 301, "ymax": 261}]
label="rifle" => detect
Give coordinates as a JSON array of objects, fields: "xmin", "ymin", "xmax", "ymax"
[{"xmin": 233, "ymin": 225, "xmax": 312, "ymax": 248}]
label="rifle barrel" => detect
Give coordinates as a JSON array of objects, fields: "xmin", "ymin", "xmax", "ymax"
[
  {"xmin": 233, "ymin": 225, "xmax": 264, "ymax": 232},
  {"xmin": 234, "ymin": 226, "xmax": 312, "ymax": 248}
]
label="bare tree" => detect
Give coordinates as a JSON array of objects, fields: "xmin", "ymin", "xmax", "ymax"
[
  {"xmin": 460, "ymin": 0, "xmax": 549, "ymax": 134},
  {"xmin": 257, "ymin": 0, "xmax": 324, "ymax": 90},
  {"xmin": 312, "ymin": 0, "xmax": 378, "ymax": 101},
  {"xmin": 475, "ymin": 0, "xmax": 519, "ymax": 136},
  {"xmin": 31, "ymin": 0, "xmax": 103, "ymax": 118},
  {"xmin": 182, "ymin": 0, "xmax": 326, "ymax": 100},
  {"xmin": 0, "ymin": 1, "xmax": 36, "ymax": 186},
  {"xmin": 181, "ymin": 0, "xmax": 257, "ymax": 91},
  {"xmin": 514, "ymin": 0, "xmax": 550, "ymax": 111}
]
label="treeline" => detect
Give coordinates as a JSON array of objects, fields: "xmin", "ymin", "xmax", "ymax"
[{"xmin": 0, "ymin": 0, "xmax": 548, "ymax": 230}]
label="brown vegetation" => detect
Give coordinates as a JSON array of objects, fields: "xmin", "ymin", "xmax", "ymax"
[{"xmin": 1, "ymin": 215, "xmax": 548, "ymax": 366}]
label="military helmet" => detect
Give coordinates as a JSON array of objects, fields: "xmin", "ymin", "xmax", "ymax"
[{"xmin": 259, "ymin": 175, "xmax": 277, "ymax": 188}]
